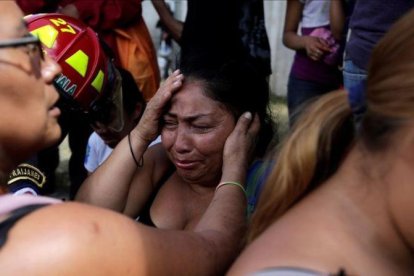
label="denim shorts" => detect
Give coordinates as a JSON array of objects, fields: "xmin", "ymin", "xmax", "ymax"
[{"xmin": 343, "ymin": 59, "xmax": 367, "ymax": 91}]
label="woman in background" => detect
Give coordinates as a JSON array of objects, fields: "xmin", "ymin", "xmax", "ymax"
[
  {"xmin": 284, "ymin": 0, "xmax": 342, "ymax": 125},
  {"xmin": 229, "ymin": 8, "xmax": 414, "ymax": 275}
]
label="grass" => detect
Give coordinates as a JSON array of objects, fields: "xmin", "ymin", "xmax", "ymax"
[{"xmin": 269, "ymin": 95, "xmax": 289, "ymax": 141}]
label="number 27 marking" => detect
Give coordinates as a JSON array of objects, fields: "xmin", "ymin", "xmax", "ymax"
[{"xmin": 50, "ymin": 18, "xmax": 76, "ymax": 34}]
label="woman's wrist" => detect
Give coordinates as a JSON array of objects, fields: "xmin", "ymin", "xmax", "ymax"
[
  {"xmin": 127, "ymin": 128, "xmax": 154, "ymax": 160},
  {"xmin": 215, "ymin": 181, "xmax": 247, "ymax": 198},
  {"xmin": 130, "ymin": 126, "xmax": 155, "ymax": 146},
  {"xmin": 220, "ymin": 170, "xmax": 246, "ymax": 187},
  {"xmin": 301, "ymin": 35, "xmax": 311, "ymax": 50},
  {"xmin": 128, "ymin": 133, "xmax": 144, "ymax": 167},
  {"xmin": 222, "ymin": 162, "xmax": 248, "ymax": 184}
]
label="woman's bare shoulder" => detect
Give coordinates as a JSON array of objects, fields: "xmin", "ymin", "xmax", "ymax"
[
  {"xmin": 146, "ymin": 142, "xmax": 169, "ymax": 164},
  {"xmin": 0, "ymin": 202, "xmax": 147, "ymax": 275},
  {"xmin": 0, "ymin": 201, "xmax": 230, "ymax": 275},
  {"xmin": 144, "ymin": 143, "xmax": 174, "ymax": 184}
]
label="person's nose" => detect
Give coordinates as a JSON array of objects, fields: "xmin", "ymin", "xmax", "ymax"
[
  {"xmin": 173, "ymin": 126, "xmax": 192, "ymax": 153},
  {"xmin": 41, "ymin": 54, "xmax": 61, "ymax": 83}
]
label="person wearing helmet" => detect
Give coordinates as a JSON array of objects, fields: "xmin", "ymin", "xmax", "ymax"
[
  {"xmin": 16, "ymin": 0, "xmax": 161, "ymax": 102},
  {"xmin": 84, "ymin": 67, "xmax": 162, "ymax": 175},
  {"xmin": 58, "ymin": 0, "xmax": 160, "ymax": 101},
  {"xmin": 24, "ymin": 13, "xmax": 125, "ymax": 128},
  {"xmin": 7, "ymin": 14, "xmax": 129, "ymax": 197},
  {"xmin": 0, "ymin": 3, "xmax": 255, "ymax": 275}
]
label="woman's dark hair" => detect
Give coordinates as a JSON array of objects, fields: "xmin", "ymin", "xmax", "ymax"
[
  {"xmin": 179, "ymin": 54, "xmax": 275, "ymax": 157},
  {"xmin": 118, "ymin": 67, "xmax": 146, "ymax": 115}
]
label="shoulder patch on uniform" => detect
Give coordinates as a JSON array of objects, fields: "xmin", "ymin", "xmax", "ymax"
[{"xmin": 8, "ymin": 163, "xmax": 46, "ymax": 188}]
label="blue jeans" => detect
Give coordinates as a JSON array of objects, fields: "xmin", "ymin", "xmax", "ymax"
[
  {"xmin": 287, "ymin": 75, "xmax": 339, "ymax": 126},
  {"xmin": 343, "ymin": 60, "xmax": 367, "ymax": 91}
]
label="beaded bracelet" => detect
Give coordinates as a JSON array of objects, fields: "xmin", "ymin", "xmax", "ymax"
[
  {"xmin": 215, "ymin": 181, "xmax": 247, "ymax": 198},
  {"xmin": 128, "ymin": 132, "xmax": 144, "ymax": 167}
]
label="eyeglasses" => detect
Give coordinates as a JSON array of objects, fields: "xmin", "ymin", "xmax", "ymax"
[{"xmin": 0, "ymin": 34, "xmax": 44, "ymax": 61}]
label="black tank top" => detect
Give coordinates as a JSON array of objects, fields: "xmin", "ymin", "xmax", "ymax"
[
  {"xmin": 137, "ymin": 168, "xmax": 175, "ymax": 227},
  {"xmin": 0, "ymin": 204, "xmax": 48, "ymax": 248}
]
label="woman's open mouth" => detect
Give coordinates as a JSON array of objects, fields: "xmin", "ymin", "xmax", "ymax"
[{"xmin": 175, "ymin": 159, "xmax": 198, "ymax": 170}]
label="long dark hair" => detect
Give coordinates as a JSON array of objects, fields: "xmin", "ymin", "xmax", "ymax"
[{"xmin": 179, "ymin": 54, "xmax": 275, "ymax": 157}]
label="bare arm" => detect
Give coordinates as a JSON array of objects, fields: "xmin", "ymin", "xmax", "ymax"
[
  {"xmin": 282, "ymin": 0, "xmax": 305, "ymax": 50},
  {"xmin": 141, "ymin": 113, "xmax": 260, "ymax": 274},
  {"xmin": 283, "ymin": 0, "xmax": 331, "ymax": 61},
  {"xmin": 189, "ymin": 112, "xmax": 261, "ymax": 273},
  {"xmin": 1, "ymin": 113, "xmax": 259, "ymax": 275},
  {"xmin": 75, "ymin": 71, "xmax": 184, "ymax": 216},
  {"xmin": 330, "ymin": 0, "xmax": 346, "ymax": 41},
  {"xmin": 151, "ymin": 0, "xmax": 183, "ymax": 43}
]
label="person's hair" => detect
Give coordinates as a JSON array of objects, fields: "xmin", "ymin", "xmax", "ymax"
[
  {"xmin": 179, "ymin": 54, "xmax": 275, "ymax": 157},
  {"xmin": 247, "ymin": 8, "xmax": 414, "ymax": 242},
  {"xmin": 118, "ymin": 67, "xmax": 146, "ymax": 115}
]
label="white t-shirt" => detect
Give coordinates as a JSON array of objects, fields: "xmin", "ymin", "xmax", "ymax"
[
  {"xmin": 84, "ymin": 132, "xmax": 162, "ymax": 173},
  {"xmin": 299, "ymin": 0, "xmax": 330, "ymax": 28}
]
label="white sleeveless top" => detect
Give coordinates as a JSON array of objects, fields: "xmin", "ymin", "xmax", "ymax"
[{"xmin": 299, "ymin": 0, "xmax": 330, "ymax": 28}]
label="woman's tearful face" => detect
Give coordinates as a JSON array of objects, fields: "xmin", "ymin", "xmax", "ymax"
[{"xmin": 162, "ymin": 80, "xmax": 236, "ymax": 185}]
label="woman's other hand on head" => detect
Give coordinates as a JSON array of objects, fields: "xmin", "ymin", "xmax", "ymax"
[
  {"xmin": 303, "ymin": 36, "xmax": 331, "ymax": 61},
  {"xmin": 134, "ymin": 70, "xmax": 183, "ymax": 143},
  {"xmin": 222, "ymin": 112, "xmax": 260, "ymax": 178}
]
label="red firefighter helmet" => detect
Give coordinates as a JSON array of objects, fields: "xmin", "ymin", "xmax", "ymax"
[{"xmin": 25, "ymin": 13, "xmax": 124, "ymax": 132}]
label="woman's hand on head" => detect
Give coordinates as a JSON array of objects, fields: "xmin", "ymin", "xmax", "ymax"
[
  {"xmin": 303, "ymin": 36, "xmax": 331, "ymax": 61},
  {"xmin": 134, "ymin": 70, "xmax": 184, "ymax": 144},
  {"xmin": 222, "ymin": 112, "xmax": 260, "ymax": 181}
]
